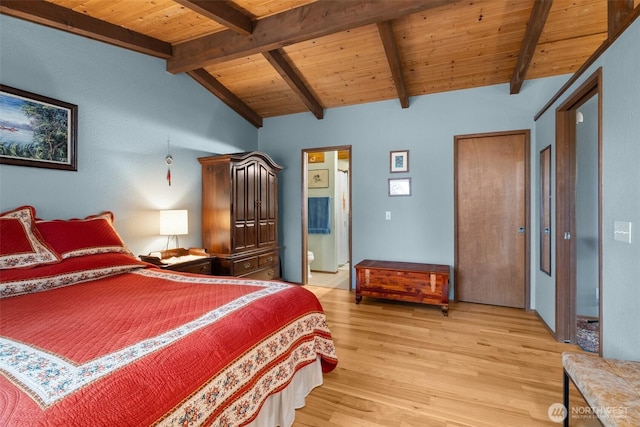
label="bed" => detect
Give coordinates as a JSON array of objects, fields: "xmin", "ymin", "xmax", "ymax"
[{"xmin": 0, "ymin": 206, "xmax": 338, "ymax": 426}]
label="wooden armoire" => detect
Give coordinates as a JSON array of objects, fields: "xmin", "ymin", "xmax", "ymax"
[{"xmin": 198, "ymin": 152, "xmax": 283, "ymax": 279}]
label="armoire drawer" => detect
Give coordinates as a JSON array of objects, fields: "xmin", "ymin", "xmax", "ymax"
[
  {"xmin": 242, "ymin": 266, "xmax": 280, "ymax": 280},
  {"xmin": 259, "ymin": 251, "xmax": 279, "ymax": 268},
  {"xmin": 233, "ymin": 256, "xmax": 259, "ymax": 275}
]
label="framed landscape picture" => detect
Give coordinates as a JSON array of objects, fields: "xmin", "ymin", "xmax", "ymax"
[{"xmin": 0, "ymin": 85, "xmax": 77, "ymax": 171}]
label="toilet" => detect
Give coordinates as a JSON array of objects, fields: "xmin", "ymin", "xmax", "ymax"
[{"xmin": 307, "ymin": 251, "xmax": 314, "ymax": 278}]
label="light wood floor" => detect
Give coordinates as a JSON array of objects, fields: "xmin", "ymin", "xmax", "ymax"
[
  {"xmin": 294, "ymin": 286, "xmax": 599, "ymax": 427},
  {"xmin": 307, "ymin": 268, "xmax": 350, "ymax": 289}
]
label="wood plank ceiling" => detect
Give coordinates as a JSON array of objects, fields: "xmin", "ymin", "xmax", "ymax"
[{"xmin": 1, "ymin": 0, "xmax": 638, "ymax": 128}]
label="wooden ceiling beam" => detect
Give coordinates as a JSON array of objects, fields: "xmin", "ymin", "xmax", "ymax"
[
  {"xmin": 174, "ymin": 0, "xmax": 253, "ymax": 35},
  {"xmin": 0, "ymin": 0, "xmax": 172, "ymax": 59},
  {"xmin": 167, "ymin": 0, "xmax": 457, "ymax": 74},
  {"xmin": 509, "ymin": 0, "xmax": 553, "ymax": 95},
  {"xmin": 535, "ymin": 5, "xmax": 640, "ymax": 121},
  {"xmin": 263, "ymin": 49, "xmax": 324, "ymax": 120},
  {"xmin": 377, "ymin": 21, "xmax": 409, "ymax": 109},
  {"xmin": 188, "ymin": 69, "xmax": 263, "ymax": 128},
  {"xmin": 608, "ymin": 0, "xmax": 634, "ymax": 39}
]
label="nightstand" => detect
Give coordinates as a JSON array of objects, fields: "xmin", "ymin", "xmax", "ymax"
[{"xmin": 140, "ymin": 248, "xmax": 215, "ymax": 276}]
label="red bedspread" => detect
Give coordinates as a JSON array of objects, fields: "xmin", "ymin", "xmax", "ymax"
[{"xmin": 0, "ymin": 255, "xmax": 337, "ymax": 426}]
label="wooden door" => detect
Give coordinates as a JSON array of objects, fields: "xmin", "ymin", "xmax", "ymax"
[
  {"xmin": 233, "ymin": 160, "xmax": 257, "ymax": 252},
  {"xmin": 455, "ymin": 130, "xmax": 529, "ymax": 308},
  {"xmin": 257, "ymin": 160, "xmax": 278, "ymax": 248}
]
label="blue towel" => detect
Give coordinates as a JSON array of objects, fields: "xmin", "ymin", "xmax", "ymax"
[{"xmin": 308, "ymin": 197, "xmax": 331, "ymax": 234}]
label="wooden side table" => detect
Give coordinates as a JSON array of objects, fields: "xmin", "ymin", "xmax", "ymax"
[
  {"xmin": 140, "ymin": 248, "xmax": 214, "ymax": 275},
  {"xmin": 355, "ymin": 260, "xmax": 450, "ymax": 316}
]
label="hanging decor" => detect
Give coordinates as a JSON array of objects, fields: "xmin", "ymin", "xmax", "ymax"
[{"xmin": 165, "ymin": 137, "xmax": 173, "ymax": 186}]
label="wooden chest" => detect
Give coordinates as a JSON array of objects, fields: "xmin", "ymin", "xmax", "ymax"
[{"xmin": 354, "ymin": 260, "xmax": 450, "ymax": 316}]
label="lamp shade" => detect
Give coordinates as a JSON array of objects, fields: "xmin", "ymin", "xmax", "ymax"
[{"xmin": 159, "ymin": 210, "xmax": 188, "ymax": 235}]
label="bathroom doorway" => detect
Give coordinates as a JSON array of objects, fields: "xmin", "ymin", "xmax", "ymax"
[{"xmin": 301, "ymin": 146, "xmax": 352, "ymax": 290}]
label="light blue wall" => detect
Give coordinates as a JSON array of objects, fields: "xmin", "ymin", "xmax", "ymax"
[
  {"xmin": 532, "ymin": 104, "xmax": 557, "ymax": 331},
  {"xmin": 0, "ymin": 16, "xmax": 258, "ymax": 256},
  {"xmin": 535, "ymin": 18, "xmax": 640, "ymax": 360},
  {"xmin": 258, "ymin": 75, "xmax": 569, "ymax": 296}
]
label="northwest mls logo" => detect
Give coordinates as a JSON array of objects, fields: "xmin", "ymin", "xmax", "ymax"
[{"xmin": 548, "ymin": 403, "xmax": 568, "ymax": 423}]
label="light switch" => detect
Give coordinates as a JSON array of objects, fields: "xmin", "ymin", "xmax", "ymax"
[
  {"xmin": 385, "ymin": 211, "xmax": 391, "ymax": 220},
  {"xmin": 614, "ymin": 221, "xmax": 632, "ymax": 243}
]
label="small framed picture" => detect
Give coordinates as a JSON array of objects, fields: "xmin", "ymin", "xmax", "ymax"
[
  {"xmin": 308, "ymin": 169, "xmax": 329, "ymax": 188},
  {"xmin": 390, "ymin": 150, "xmax": 409, "ymax": 173},
  {"xmin": 388, "ymin": 178, "xmax": 411, "ymax": 196}
]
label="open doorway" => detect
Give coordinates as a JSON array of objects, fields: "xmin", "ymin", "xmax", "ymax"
[
  {"xmin": 555, "ymin": 69, "xmax": 602, "ymax": 354},
  {"xmin": 301, "ymin": 146, "xmax": 352, "ymax": 290}
]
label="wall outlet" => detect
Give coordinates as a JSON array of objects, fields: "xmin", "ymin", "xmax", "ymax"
[
  {"xmin": 385, "ymin": 211, "xmax": 391, "ymax": 220},
  {"xmin": 614, "ymin": 221, "xmax": 632, "ymax": 243}
]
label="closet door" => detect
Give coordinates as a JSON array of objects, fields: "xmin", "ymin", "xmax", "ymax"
[{"xmin": 455, "ymin": 130, "xmax": 529, "ymax": 308}]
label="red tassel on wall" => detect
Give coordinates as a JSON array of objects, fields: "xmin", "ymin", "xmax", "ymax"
[{"xmin": 165, "ymin": 137, "xmax": 173, "ymax": 187}]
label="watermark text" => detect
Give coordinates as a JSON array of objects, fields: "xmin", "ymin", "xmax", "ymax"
[{"xmin": 548, "ymin": 403, "xmax": 629, "ymax": 423}]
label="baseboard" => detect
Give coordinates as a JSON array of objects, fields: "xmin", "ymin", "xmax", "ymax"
[{"xmin": 533, "ymin": 309, "xmax": 558, "ymax": 341}]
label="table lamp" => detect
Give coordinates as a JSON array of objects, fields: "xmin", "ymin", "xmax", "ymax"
[{"xmin": 159, "ymin": 209, "xmax": 188, "ymax": 250}]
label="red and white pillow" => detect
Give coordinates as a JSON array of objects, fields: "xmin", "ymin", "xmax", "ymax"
[
  {"xmin": 0, "ymin": 206, "xmax": 60, "ymax": 269},
  {"xmin": 36, "ymin": 211, "xmax": 133, "ymax": 259},
  {"xmin": 1, "ymin": 206, "xmax": 134, "ymax": 270},
  {"xmin": 1, "ymin": 206, "xmax": 142, "ymax": 297}
]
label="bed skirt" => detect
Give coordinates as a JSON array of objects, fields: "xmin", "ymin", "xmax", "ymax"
[{"xmin": 245, "ymin": 357, "xmax": 324, "ymax": 427}]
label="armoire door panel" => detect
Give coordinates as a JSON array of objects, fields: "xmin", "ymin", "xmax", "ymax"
[
  {"xmin": 257, "ymin": 165, "xmax": 278, "ymax": 248},
  {"xmin": 246, "ymin": 161, "xmax": 257, "ymax": 222},
  {"xmin": 233, "ymin": 161, "xmax": 258, "ymax": 252}
]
